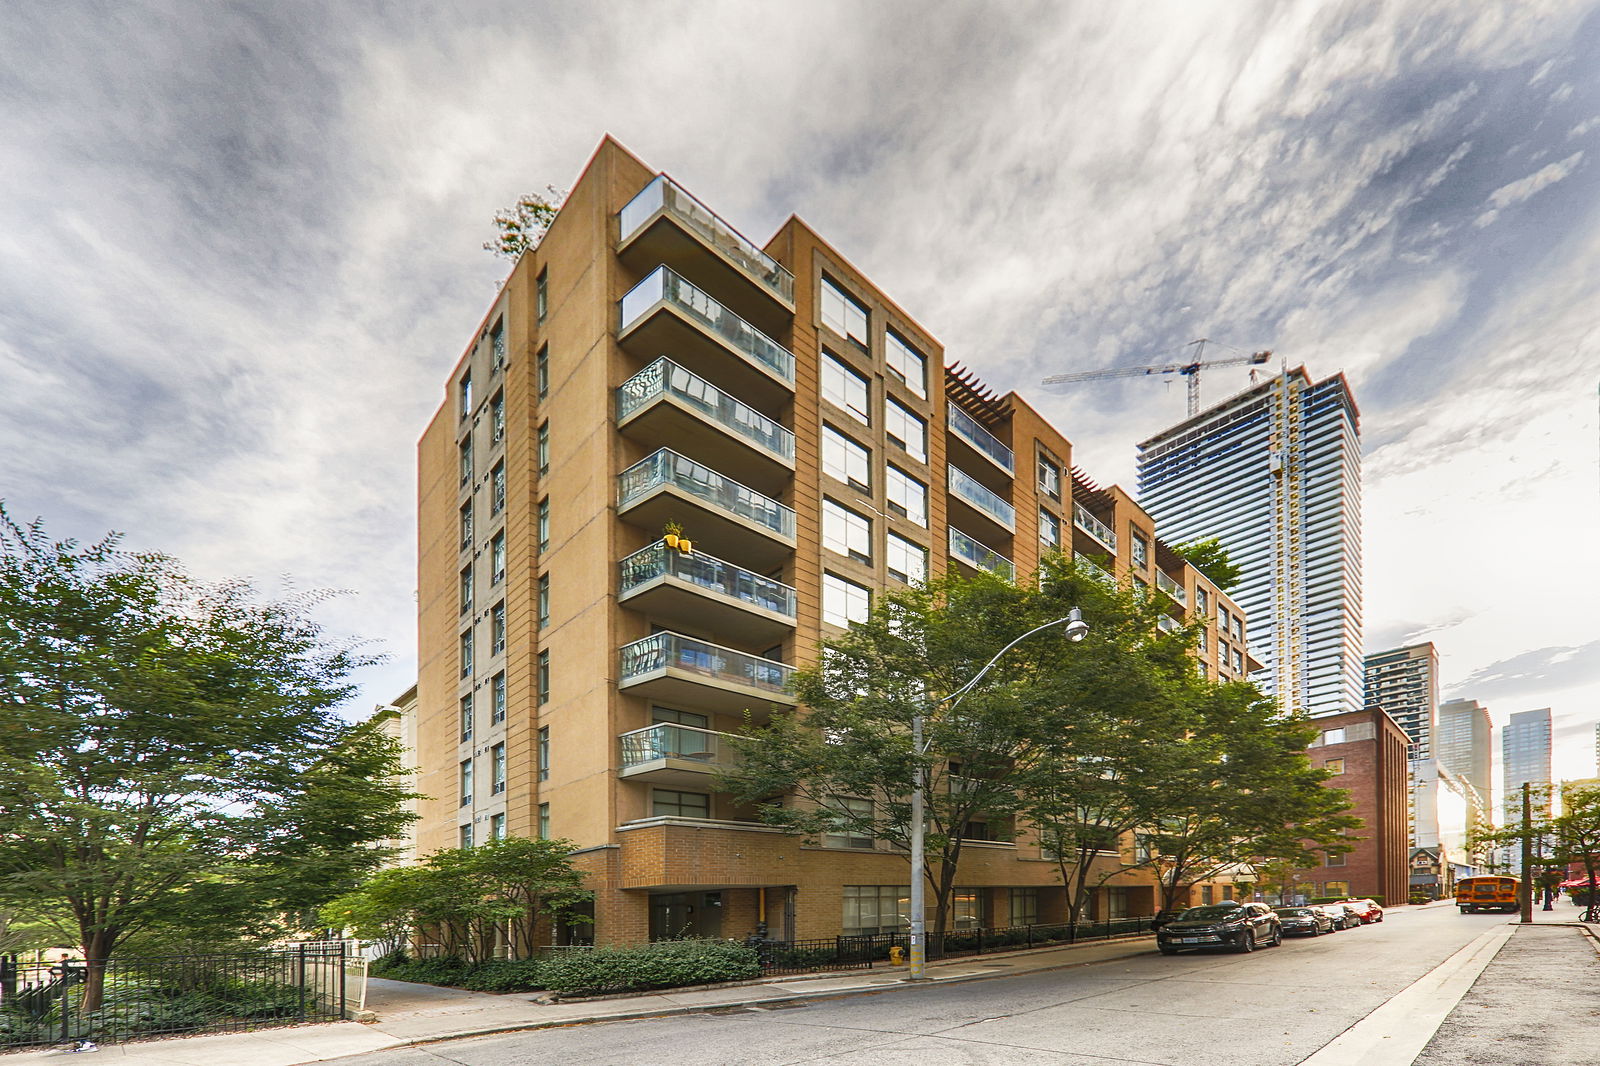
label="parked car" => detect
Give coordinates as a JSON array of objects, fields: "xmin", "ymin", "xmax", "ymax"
[
  {"xmin": 1341, "ymin": 898, "xmax": 1384, "ymax": 923},
  {"xmin": 1150, "ymin": 909, "xmax": 1180, "ymax": 932},
  {"xmin": 1156, "ymin": 902, "xmax": 1281, "ymax": 955},
  {"xmin": 1273, "ymin": 905, "xmax": 1335, "ymax": 936},
  {"xmin": 1315, "ymin": 903, "xmax": 1358, "ymax": 930}
]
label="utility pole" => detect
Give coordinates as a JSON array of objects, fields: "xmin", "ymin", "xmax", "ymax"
[{"xmin": 1520, "ymin": 782, "xmax": 1534, "ymax": 924}]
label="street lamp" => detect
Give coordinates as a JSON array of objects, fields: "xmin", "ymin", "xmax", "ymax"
[{"xmin": 906, "ymin": 608, "xmax": 1087, "ymax": 980}]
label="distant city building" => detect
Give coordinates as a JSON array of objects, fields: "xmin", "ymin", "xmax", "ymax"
[
  {"xmin": 369, "ymin": 684, "xmax": 420, "ymax": 867},
  {"xmin": 1364, "ymin": 643, "xmax": 1438, "ymax": 761},
  {"xmin": 1137, "ymin": 367, "xmax": 1362, "ymax": 719},
  {"xmin": 1502, "ymin": 708, "xmax": 1553, "ymax": 874},
  {"xmin": 1409, "ymin": 758, "xmax": 1480, "ymax": 898},
  {"xmin": 1437, "ymin": 697, "xmax": 1493, "ymax": 820},
  {"xmin": 1595, "ymin": 722, "xmax": 1599, "ymax": 777}
]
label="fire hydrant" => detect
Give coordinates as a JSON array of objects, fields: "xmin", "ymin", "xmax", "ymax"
[{"xmin": 888, "ymin": 945, "xmax": 905, "ymax": 966}]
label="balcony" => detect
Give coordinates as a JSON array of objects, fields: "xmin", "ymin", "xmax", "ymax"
[
  {"xmin": 1074, "ymin": 553, "xmax": 1115, "ymax": 588},
  {"xmin": 1155, "ymin": 569, "xmax": 1188, "ymax": 606},
  {"xmin": 947, "ymin": 402, "xmax": 1014, "ymax": 479},
  {"xmin": 617, "ymin": 358, "xmax": 794, "ymax": 496},
  {"xmin": 618, "ymin": 266, "xmax": 794, "ymax": 409},
  {"xmin": 619, "ymin": 631, "xmax": 796, "ymax": 715},
  {"xmin": 1157, "ymin": 615, "xmax": 1181, "ymax": 634},
  {"xmin": 619, "ymin": 542, "xmax": 797, "ymax": 645},
  {"xmin": 617, "ymin": 175, "xmax": 794, "ymax": 332},
  {"xmin": 1073, "ymin": 502, "xmax": 1116, "ymax": 551},
  {"xmin": 948, "ymin": 465, "xmax": 1015, "ymax": 533},
  {"xmin": 618, "ymin": 449, "xmax": 797, "ymax": 569},
  {"xmin": 619, "ymin": 723, "xmax": 740, "ymax": 787},
  {"xmin": 948, "ymin": 527, "xmax": 1014, "ymax": 580}
]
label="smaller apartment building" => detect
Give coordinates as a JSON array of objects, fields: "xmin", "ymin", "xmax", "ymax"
[{"xmin": 1291, "ymin": 707, "xmax": 1410, "ymax": 905}]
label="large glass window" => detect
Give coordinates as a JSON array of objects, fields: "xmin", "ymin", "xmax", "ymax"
[
  {"xmin": 842, "ymin": 886, "xmax": 910, "ymax": 936},
  {"xmin": 459, "ymin": 824, "xmax": 474, "ymax": 849},
  {"xmin": 538, "ymin": 573, "xmax": 550, "ymax": 629},
  {"xmin": 886, "ymin": 532, "xmax": 927, "ymax": 585},
  {"xmin": 459, "ymin": 501, "xmax": 474, "ymax": 550},
  {"xmin": 823, "ymin": 796, "xmax": 874, "ymax": 849},
  {"xmin": 1008, "ymin": 888, "xmax": 1039, "ymax": 927},
  {"xmin": 459, "ymin": 371, "xmax": 472, "ymax": 420},
  {"xmin": 884, "ymin": 330, "xmax": 926, "ymax": 398},
  {"xmin": 885, "ymin": 465, "xmax": 928, "ymax": 527},
  {"xmin": 459, "ymin": 759, "xmax": 473, "ymax": 806},
  {"xmin": 459, "ymin": 695, "xmax": 473, "ymax": 742},
  {"xmin": 491, "ymin": 391, "xmax": 505, "ymax": 444},
  {"xmin": 491, "ymin": 601, "xmax": 506, "ymax": 654},
  {"xmin": 538, "ymin": 803, "xmax": 550, "ymax": 839},
  {"xmin": 1130, "ymin": 532, "xmax": 1149, "ymax": 571},
  {"xmin": 821, "ymin": 277, "xmax": 869, "ymax": 349},
  {"xmin": 822, "ymin": 426, "xmax": 871, "ymax": 492},
  {"xmin": 491, "ymin": 319, "xmax": 506, "ymax": 370},
  {"xmin": 460, "ymin": 630, "xmax": 473, "ymax": 679},
  {"xmin": 491, "ymin": 532, "xmax": 506, "ymax": 585},
  {"xmin": 538, "ymin": 726, "xmax": 550, "ymax": 781},
  {"xmin": 1039, "ymin": 509, "xmax": 1061, "ymax": 549},
  {"xmin": 652, "ymin": 790, "xmax": 710, "ymax": 819},
  {"xmin": 822, "ymin": 352, "xmax": 870, "ymax": 425},
  {"xmin": 536, "ymin": 269, "xmax": 548, "ymax": 323},
  {"xmin": 490, "ymin": 813, "xmax": 507, "ymax": 841},
  {"xmin": 823, "ymin": 573, "xmax": 872, "ymax": 627},
  {"xmin": 538, "ymin": 498, "xmax": 550, "ymax": 552},
  {"xmin": 491, "ymin": 462, "xmax": 506, "ymax": 514},
  {"xmin": 459, "ymin": 565, "xmax": 473, "ymax": 614},
  {"xmin": 822, "ymin": 499, "xmax": 872, "ymax": 564},
  {"xmin": 885, "ymin": 398, "xmax": 926, "ymax": 462},
  {"xmin": 491, "ymin": 743, "xmax": 507, "ymax": 794},
  {"xmin": 537, "ymin": 421, "xmax": 549, "ymax": 475},
  {"xmin": 459, "ymin": 437, "xmax": 473, "ymax": 487},
  {"xmin": 537, "ymin": 344, "xmax": 549, "ymax": 399},
  {"xmin": 537, "ymin": 650, "xmax": 550, "ymax": 704},
  {"xmin": 492, "ymin": 671, "xmax": 507, "ymax": 723},
  {"xmin": 1037, "ymin": 458, "xmax": 1061, "ymax": 500}
]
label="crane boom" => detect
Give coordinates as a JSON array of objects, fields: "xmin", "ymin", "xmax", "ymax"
[{"xmin": 1041, "ymin": 345, "xmax": 1271, "ymax": 416}]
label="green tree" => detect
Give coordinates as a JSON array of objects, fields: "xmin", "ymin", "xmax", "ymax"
[
  {"xmin": 1171, "ymin": 537, "xmax": 1242, "ymax": 591},
  {"xmin": 483, "ymin": 186, "xmax": 564, "ymax": 261},
  {"xmin": 1554, "ymin": 784, "xmax": 1600, "ymax": 920},
  {"xmin": 0, "ymin": 507, "xmax": 416, "ymax": 1008}
]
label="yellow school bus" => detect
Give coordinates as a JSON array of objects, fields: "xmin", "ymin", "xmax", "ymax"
[{"xmin": 1456, "ymin": 875, "xmax": 1519, "ymax": 913}]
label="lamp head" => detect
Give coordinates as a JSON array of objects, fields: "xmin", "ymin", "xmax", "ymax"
[{"xmin": 1064, "ymin": 606, "xmax": 1089, "ymax": 643}]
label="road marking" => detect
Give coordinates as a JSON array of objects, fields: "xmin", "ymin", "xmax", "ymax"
[{"xmin": 1297, "ymin": 923, "xmax": 1514, "ymax": 1066}]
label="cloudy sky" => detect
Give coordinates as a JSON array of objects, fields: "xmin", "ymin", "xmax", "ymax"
[{"xmin": 3, "ymin": 2, "xmax": 1597, "ymax": 783}]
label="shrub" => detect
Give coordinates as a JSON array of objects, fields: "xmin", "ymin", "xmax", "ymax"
[
  {"xmin": 540, "ymin": 940, "xmax": 761, "ymax": 996},
  {"xmin": 457, "ymin": 959, "xmax": 547, "ymax": 993},
  {"xmin": 372, "ymin": 954, "xmax": 472, "ymax": 987}
]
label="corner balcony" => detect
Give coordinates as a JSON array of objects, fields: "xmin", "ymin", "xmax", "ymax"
[
  {"xmin": 619, "ymin": 631, "xmax": 796, "ymax": 715},
  {"xmin": 618, "ymin": 448, "xmax": 796, "ymax": 570},
  {"xmin": 618, "ymin": 266, "xmax": 794, "ymax": 410},
  {"xmin": 619, "ymin": 541, "xmax": 797, "ymax": 645},
  {"xmin": 948, "ymin": 527, "xmax": 1014, "ymax": 580},
  {"xmin": 946, "ymin": 402, "xmax": 1014, "ymax": 485},
  {"xmin": 619, "ymin": 723, "xmax": 740, "ymax": 788},
  {"xmin": 617, "ymin": 175, "xmax": 795, "ymax": 334},
  {"xmin": 1155, "ymin": 569, "xmax": 1188, "ymax": 606},
  {"xmin": 948, "ymin": 465, "xmax": 1015, "ymax": 537},
  {"xmin": 617, "ymin": 358, "xmax": 794, "ymax": 497},
  {"xmin": 1072, "ymin": 502, "xmax": 1117, "ymax": 552}
]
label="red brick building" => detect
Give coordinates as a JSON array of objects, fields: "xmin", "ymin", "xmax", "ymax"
[{"xmin": 1290, "ymin": 707, "xmax": 1409, "ymax": 905}]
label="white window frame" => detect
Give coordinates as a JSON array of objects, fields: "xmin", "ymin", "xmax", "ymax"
[
  {"xmin": 1039, "ymin": 509, "xmax": 1061, "ymax": 549},
  {"xmin": 821, "ymin": 277, "xmax": 869, "ymax": 349},
  {"xmin": 822, "ymin": 426, "xmax": 871, "ymax": 492},
  {"xmin": 884, "ymin": 330, "xmax": 926, "ymax": 398},
  {"xmin": 823, "ymin": 572, "xmax": 872, "ymax": 627},
  {"xmin": 885, "ymin": 397, "xmax": 926, "ymax": 461},
  {"xmin": 885, "ymin": 465, "xmax": 928, "ymax": 527},
  {"xmin": 886, "ymin": 532, "xmax": 927, "ymax": 585},
  {"xmin": 822, "ymin": 352, "xmax": 871, "ymax": 425},
  {"xmin": 823, "ymin": 499, "xmax": 872, "ymax": 564}
]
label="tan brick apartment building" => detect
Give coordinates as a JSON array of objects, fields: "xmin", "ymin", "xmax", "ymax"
[{"xmin": 416, "ymin": 136, "xmax": 1255, "ymax": 945}]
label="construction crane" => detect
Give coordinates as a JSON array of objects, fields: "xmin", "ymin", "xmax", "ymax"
[{"xmin": 1041, "ymin": 340, "xmax": 1272, "ymax": 416}]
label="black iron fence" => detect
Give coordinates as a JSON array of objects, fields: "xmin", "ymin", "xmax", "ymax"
[
  {"xmin": 750, "ymin": 915, "xmax": 1158, "ymax": 977},
  {"xmin": 0, "ymin": 943, "xmax": 348, "ymax": 1050}
]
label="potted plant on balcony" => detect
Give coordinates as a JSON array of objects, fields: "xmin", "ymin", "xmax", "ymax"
[{"xmin": 661, "ymin": 522, "xmax": 692, "ymax": 554}]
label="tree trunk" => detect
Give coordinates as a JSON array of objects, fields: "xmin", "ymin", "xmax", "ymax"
[{"xmin": 79, "ymin": 929, "xmax": 117, "ymax": 1014}]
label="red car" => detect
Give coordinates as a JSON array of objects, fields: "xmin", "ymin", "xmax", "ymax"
[{"xmin": 1340, "ymin": 898, "xmax": 1384, "ymax": 923}]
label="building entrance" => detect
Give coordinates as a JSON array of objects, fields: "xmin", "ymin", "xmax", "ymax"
[{"xmin": 649, "ymin": 891, "xmax": 723, "ymax": 940}]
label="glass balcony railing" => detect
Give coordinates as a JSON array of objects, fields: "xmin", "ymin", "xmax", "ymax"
[
  {"xmin": 620, "ymin": 722, "xmax": 738, "ymax": 772},
  {"xmin": 618, "ymin": 266, "xmax": 795, "ymax": 384},
  {"xmin": 619, "ymin": 542, "xmax": 798, "ymax": 618},
  {"xmin": 618, "ymin": 175, "xmax": 795, "ymax": 304},
  {"xmin": 947, "ymin": 403, "xmax": 1014, "ymax": 474},
  {"xmin": 948, "ymin": 466, "xmax": 1016, "ymax": 529},
  {"xmin": 618, "ymin": 449, "xmax": 796, "ymax": 539},
  {"xmin": 1073, "ymin": 502, "xmax": 1117, "ymax": 550},
  {"xmin": 618, "ymin": 358, "xmax": 795, "ymax": 462},
  {"xmin": 1074, "ymin": 553, "xmax": 1115, "ymax": 588},
  {"xmin": 1155, "ymin": 570, "xmax": 1188, "ymax": 605},
  {"xmin": 949, "ymin": 527, "xmax": 1014, "ymax": 580},
  {"xmin": 619, "ymin": 631, "xmax": 794, "ymax": 695},
  {"xmin": 1157, "ymin": 615, "xmax": 1181, "ymax": 633}
]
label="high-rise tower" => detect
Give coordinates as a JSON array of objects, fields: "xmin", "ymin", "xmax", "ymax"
[
  {"xmin": 1364, "ymin": 642, "xmax": 1439, "ymax": 760},
  {"xmin": 1502, "ymin": 708, "xmax": 1554, "ymax": 817},
  {"xmin": 1136, "ymin": 368, "xmax": 1362, "ymax": 718},
  {"xmin": 1437, "ymin": 696, "xmax": 1493, "ymax": 822}
]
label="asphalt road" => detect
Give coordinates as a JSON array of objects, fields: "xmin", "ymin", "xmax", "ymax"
[{"xmin": 329, "ymin": 907, "xmax": 1509, "ymax": 1066}]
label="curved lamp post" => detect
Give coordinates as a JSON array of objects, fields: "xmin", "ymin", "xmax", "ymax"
[{"xmin": 907, "ymin": 607, "xmax": 1087, "ymax": 980}]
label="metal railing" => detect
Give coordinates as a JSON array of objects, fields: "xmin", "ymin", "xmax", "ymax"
[
  {"xmin": 619, "ymin": 631, "xmax": 793, "ymax": 696},
  {"xmin": 1073, "ymin": 502, "xmax": 1116, "ymax": 550},
  {"xmin": 618, "ymin": 358, "xmax": 795, "ymax": 462},
  {"xmin": 618, "ymin": 449, "xmax": 796, "ymax": 539},
  {"xmin": 948, "ymin": 467, "xmax": 1016, "ymax": 529},
  {"xmin": 620, "ymin": 541, "xmax": 797, "ymax": 618},
  {"xmin": 1154, "ymin": 569, "xmax": 1187, "ymax": 605},
  {"xmin": 948, "ymin": 527, "xmax": 1014, "ymax": 579},
  {"xmin": 620, "ymin": 723, "xmax": 738, "ymax": 771},
  {"xmin": 618, "ymin": 175, "xmax": 795, "ymax": 304},
  {"xmin": 947, "ymin": 402, "xmax": 1014, "ymax": 474},
  {"xmin": 1074, "ymin": 553, "xmax": 1115, "ymax": 587},
  {"xmin": 618, "ymin": 266, "xmax": 795, "ymax": 384}
]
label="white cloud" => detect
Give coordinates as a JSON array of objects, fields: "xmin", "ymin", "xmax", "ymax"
[{"xmin": 1474, "ymin": 149, "xmax": 1585, "ymax": 226}]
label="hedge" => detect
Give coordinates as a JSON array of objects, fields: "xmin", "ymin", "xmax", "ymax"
[
  {"xmin": 371, "ymin": 953, "xmax": 548, "ymax": 993},
  {"xmin": 539, "ymin": 939, "xmax": 761, "ymax": 996}
]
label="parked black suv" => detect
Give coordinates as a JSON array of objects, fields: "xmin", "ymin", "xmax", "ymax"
[{"xmin": 1156, "ymin": 902, "xmax": 1282, "ymax": 955}]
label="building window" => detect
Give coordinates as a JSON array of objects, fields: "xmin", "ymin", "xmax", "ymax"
[
  {"xmin": 491, "ymin": 601, "xmax": 506, "ymax": 654},
  {"xmin": 884, "ymin": 330, "xmax": 926, "ymax": 398},
  {"xmin": 491, "ymin": 532, "xmax": 506, "ymax": 585},
  {"xmin": 538, "ymin": 726, "xmax": 550, "ymax": 781},
  {"xmin": 823, "ymin": 573, "xmax": 872, "ymax": 627},
  {"xmin": 1322, "ymin": 727, "xmax": 1346, "ymax": 746},
  {"xmin": 459, "ymin": 565, "xmax": 473, "ymax": 614},
  {"xmin": 491, "ymin": 743, "xmax": 506, "ymax": 795},
  {"xmin": 821, "ymin": 276, "xmax": 869, "ymax": 349},
  {"xmin": 1324, "ymin": 758, "xmax": 1345, "ymax": 775},
  {"xmin": 492, "ymin": 671, "xmax": 507, "ymax": 723},
  {"xmin": 822, "ymin": 352, "xmax": 870, "ymax": 425},
  {"xmin": 460, "ymin": 630, "xmax": 473, "ymax": 679},
  {"xmin": 1130, "ymin": 533, "xmax": 1149, "ymax": 571},
  {"xmin": 1233, "ymin": 617, "xmax": 1243, "ymax": 641},
  {"xmin": 538, "ymin": 498, "xmax": 550, "ymax": 552},
  {"xmin": 490, "ymin": 813, "xmax": 507, "ymax": 841},
  {"xmin": 1219, "ymin": 607, "xmax": 1230, "ymax": 632},
  {"xmin": 536, "ymin": 269, "xmax": 548, "ymax": 323},
  {"xmin": 537, "ymin": 650, "xmax": 550, "ymax": 704},
  {"xmin": 459, "ymin": 823, "xmax": 474, "ymax": 849},
  {"xmin": 537, "ymin": 421, "xmax": 549, "ymax": 476},
  {"xmin": 459, "ymin": 501, "xmax": 474, "ymax": 551},
  {"xmin": 950, "ymin": 890, "xmax": 983, "ymax": 929},
  {"xmin": 491, "ymin": 392, "xmax": 505, "ymax": 444},
  {"xmin": 459, "ymin": 371, "xmax": 472, "ymax": 420},
  {"xmin": 535, "ymin": 573, "xmax": 549, "ymax": 630},
  {"xmin": 823, "ymin": 499, "xmax": 872, "ymax": 564},
  {"xmin": 459, "ymin": 759, "xmax": 473, "ymax": 807},
  {"xmin": 537, "ymin": 344, "xmax": 549, "ymax": 400},
  {"xmin": 1009, "ymin": 888, "xmax": 1039, "ymax": 927},
  {"xmin": 823, "ymin": 796, "xmax": 874, "ymax": 849},
  {"xmin": 490, "ymin": 319, "xmax": 506, "ymax": 371},
  {"xmin": 885, "ymin": 465, "xmax": 928, "ymax": 527},
  {"xmin": 1201, "ymin": 885, "xmax": 1214, "ymax": 904},
  {"xmin": 842, "ymin": 885, "xmax": 911, "ymax": 936},
  {"xmin": 822, "ymin": 426, "xmax": 871, "ymax": 492},
  {"xmin": 491, "ymin": 462, "xmax": 506, "ymax": 515},
  {"xmin": 538, "ymin": 803, "xmax": 550, "ymax": 839},
  {"xmin": 1324, "ymin": 880, "xmax": 1349, "ymax": 898},
  {"xmin": 1197, "ymin": 628, "xmax": 1208, "ymax": 652},
  {"xmin": 1194, "ymin": 586, "xmax": 1209, "ymax": 615},
  {"xmin": 885, "ymin": 398, "xmax": 926, "ymax": 462},
  {"xmin": 1038, "ymin": 458, "xmax": 1061, "ymax": 500},
  {"xmin": 652, "ymin": 789, "xmax": 710, "ymax": 819},
  {"xmin": 459, "ymin": 695, "xmax": 473, "ymax": 742},
  {"xmin": 1326, "ymin": 851, "xmax": 1346, "ymax": 868},
  {"xmin": 1233, "ymin": 648, "xmax": 1244, "ymax": 673},
  {"xmin": 886, "ymin": 532, "xmax": 927, "ymax": 585},
  {"xmin": 459, "ymin": 437, "xmax": 473, "ymax": 487},
  {"xmin": 1039, "ymin": 509, "xmax": 1061, "ymax": 549}
]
